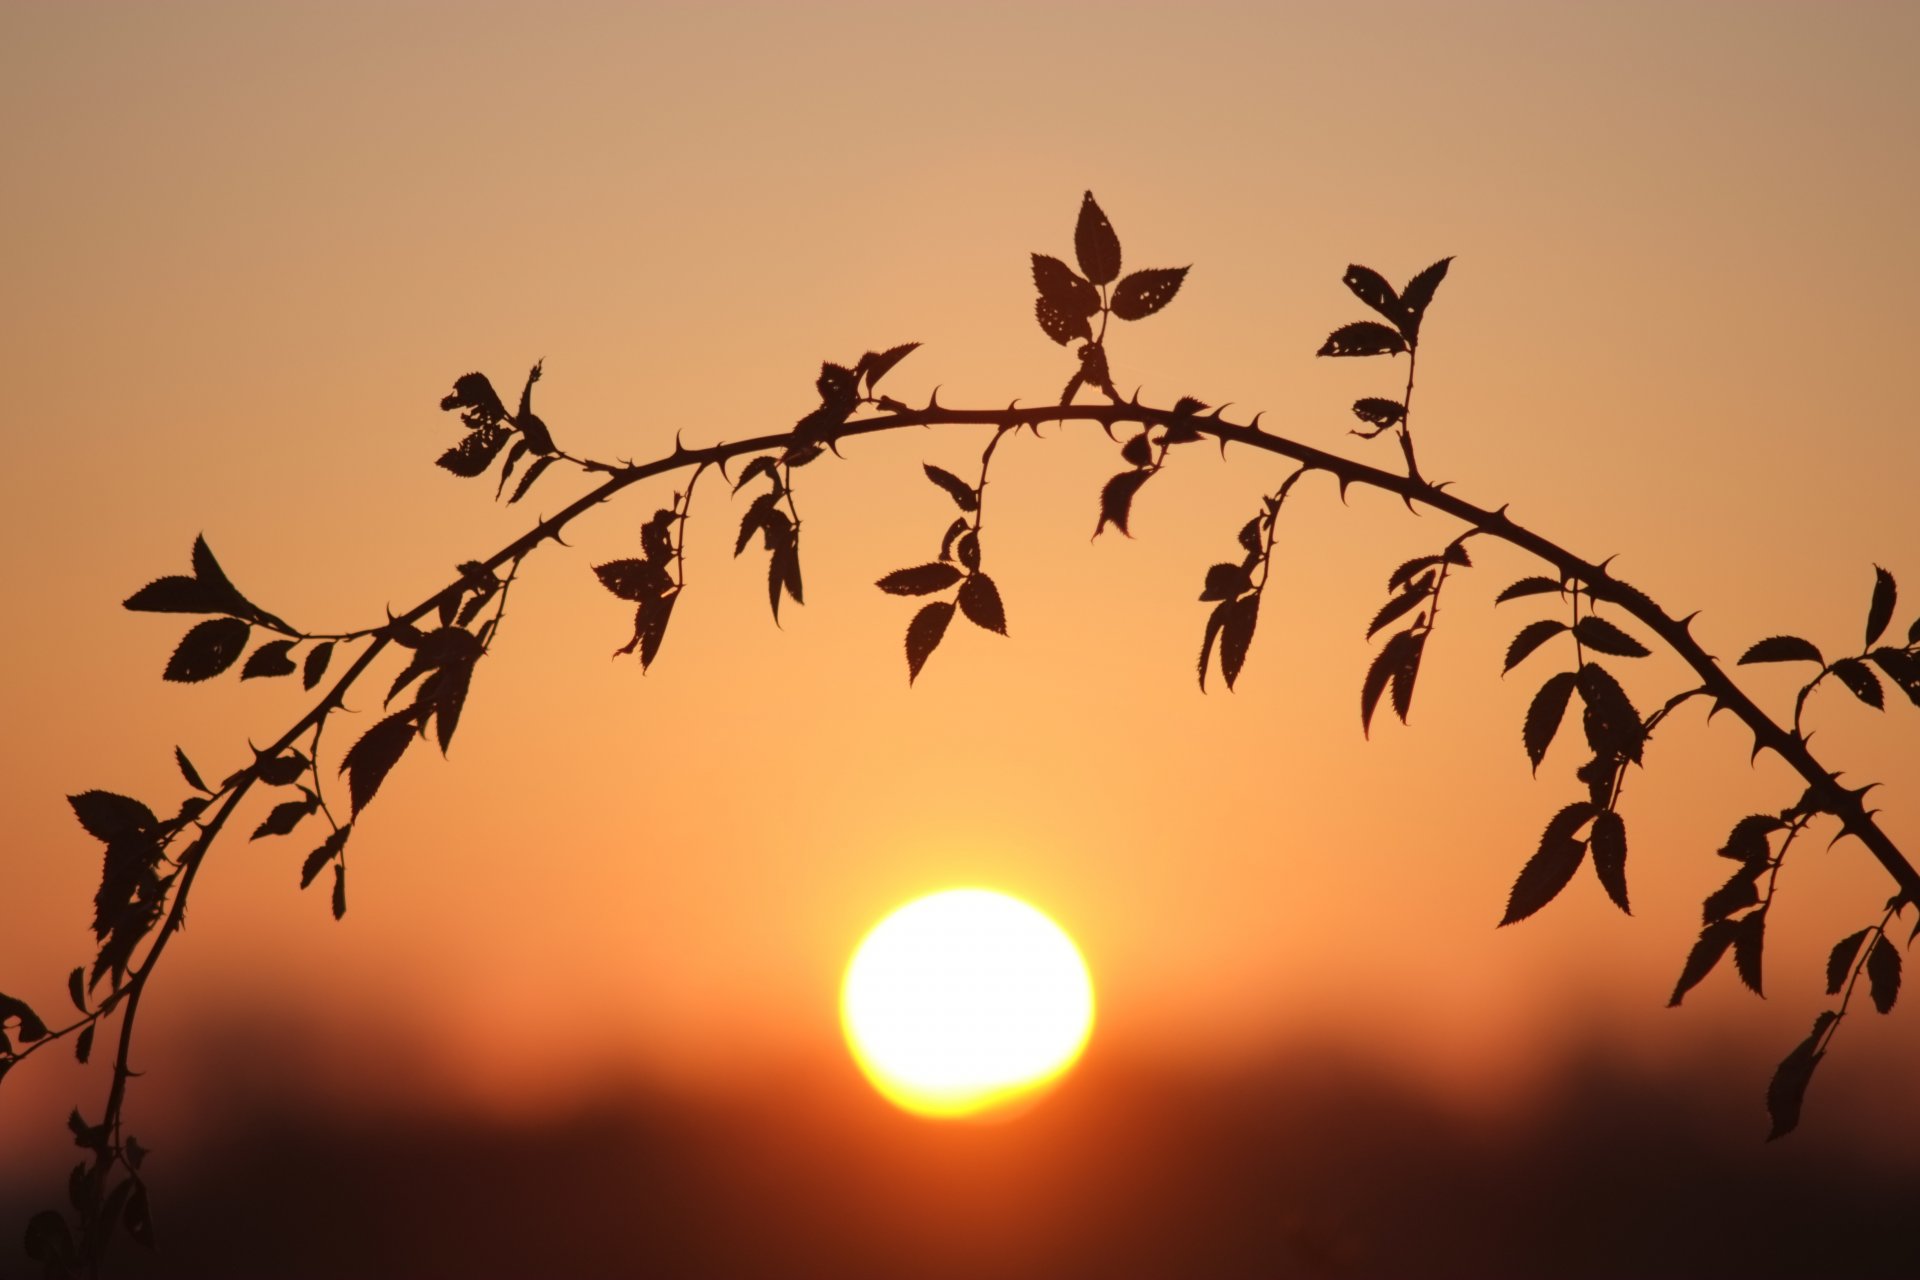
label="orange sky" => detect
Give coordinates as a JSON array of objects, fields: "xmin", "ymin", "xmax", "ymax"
[{"xmin": 4, "ymin": 0, "xmax": 1919, "ymax": 1179}]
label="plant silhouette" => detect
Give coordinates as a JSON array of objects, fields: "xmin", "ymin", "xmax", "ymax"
[{"xmin": 4, "ymin": 192, "xmax": 1918, "ymax": 1277}]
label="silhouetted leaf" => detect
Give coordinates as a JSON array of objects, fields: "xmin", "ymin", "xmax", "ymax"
[
  {"xmin": 1589, "ymin": 809, "xmax": 1629, "ymax": 913},
  {"xmin": 341, "ymin": 710, "xmax": 415, "ymax": 815},
  {"xmin": 775, "ymin": 539, "xmax": 804, "ymax": 610},
  {"xmin": 302, "ymin": 641, "xmax": 334, "ymax": 691},
  {"xmin": 1496, "ymin": 576, "xmax": 1564, "ymax": 604},
  {"xmin": 878, "ymin": 562, "xmax": 964, "ymax": 596},
  {"xmin": 1385, "ymin": 556, "xmax": 1439, "ymax": 593},
  {"xmin": 1351, "ymin": 398, "xmax": 1406, "ymax": 430},
  {"xmin": 1739, "ymin": 635, "xmax": 1823, "ymax": 666},
  {"xmin": 1096, "ymin": 469, "xmax": 1152, "ymax": 537},
  {"xmin": 23, "ymin": 1209, "xmax": 72, "ymax": 1266},
  {"xmin": 1573, "ymin": 615, "xmax": 1649, "ymax": 657},
  {"xmin": 958, "ymin": 573, "xmax": 1007, "ymax": 635},
  {"xmin": 495, "ymin": 437, "xmax": 531, "ymax": 500},
  {"xmin": 1867, "ymin": 935, "xmax": 1901, "ymax": 1013},
  {"xmin": 331, "ymin": 861, "xmax": 347, "ymax": 919},
  {"xmin": 123, "ymin": 1179, "xmax": 155, "ymax": 1249},
  {"xmin": 441, "ymin": 372, "xmax": 507, "ymax": 423},
  {"xmin": 1703, "ymin": 868, "xmax": 1761, "ymax": 923},
  {"xmin": 1719, "ymin": 814, "xmax": 1782, "ymax": 863},
  {"xmin": 1316, "ymin": 322, "xmax": 1406, "ymax": 358},
  {"xmin": 1, "ymin": 993, "xmax": 48, "ymax": 1042},
  {"xmin": 857, "ymin": 342, "xmax": 920, "ymax": 390},
  {"xmin": 1074, "ymin": 191, "xmax": 1121, "ymax": 284},
  {"xmin": 164, "ymin": 617, "xmax": 250, "ymax": 683},
  {"xmin": 1732, "ymin": 910, "xmax": 1767, "ymax": 994},
  {"xmin": 73, "ymin": 1023, "xmax": 94, "ymax": 1066},
  {"xmin": 1871, "ymin": 647, "xmax": 1920, "ymax": 707},
  {"xmin": 1198, "ymin": 599, "xmax": 1231, "ymax": 691},
  {"xmin": 436, "ymin": 423, "xmax": 511, "ymax": 477},
  {"xmin": 734, "ymin": 456, "xmax": 780, "ymax": 493},
  {"xmin": 923, "ymin": 464, "xmax": 978, "ymax": 511},
  {"xmin": 595, "ymin": 559, "xmax": 672, "ymax": 603},
  {"xmin": 69, "ymin": 792, "xmax": 156, "ymax": 843},
  {"xmin": 1670, "ymin": 919, "xmax": 1739, "ymax": 1006},
  {"xmin": 1035, "ymin": 297, "xmax": 1093, "ymax": 345},
  {"xmin": 1827, "ymin": 929, "xmax": 1870, "ymax": 995},
  {"xmin": 816, "ymin": 361, "xmax": 859, "ymax": 410},
  {"xmin": 251, "ymin": 797, "xmax": 316, "ymax": 841},
  {"xmin": 1220, "ymin": 593, "xmax": 1259, "ymax": 690},
  {"xmin": 1361, "ymin": 628, "xmax": 1421, "ymax": 736},
  {"xmin": 256, "ymin": 748, "xmax": 308, "ymax": 786},
  {"xmin": 1237, "ymin": 517, "xmax": 1263, "ymax": 558},
  {"xmin": 1079, "ymin": 342, "xmax": 1115, "ymax": 397},
  {"xmin": 1398, "ymin": 257, "xmax": 1453, "ymax": 346},
  {"xmin": 641, "ymin": 508, "xmax": 676, "ymax": 564},
  {"xmin": 1501, "ymin": 802, "xmax": 1595, "ymax": 925},
  {"xmin": 633, "ymin": 591, "xmax": 678, "ymax": 672},
  {"xmin": 123, "ymin": 575, "xmax": 228, "ymax": 615},
  {"xmin": 301, "ymin": 828, "xmax": 347, "ymax": 890},
  {"xmin": 938, "ymin": 517, "xmax": 969, "ymax": 562},
  {"xmin": 1341, "ymin": 264, "xmax": 1401, "ymax": 324},
  {"xmin": 956, "ymin": 531, "xmax": 981, "ymax": 573},
  {"xmin": 1504, "ymin": 619, "xmax": 1567, "ymax": 673},
  {"xmin": 1200, "ymin": 562, "xmax": 1251, "ymax": 602},
  {"xmin": 905, "ymin": 600, "xmax": 954, "ymax": 684},
  {"xmin": 240, "ymin": 639, "xmax": 298, "ymax": 680},
  {"xmin": 1577, "ymin": 663, "xmax": 1644, "ymax": 763},
  {"xmin": 68, "ymin": 966, "xmax": 87, "ymax": 1013},
  {"xmin": 1110, "ymin": 266, "xmax": 1188, "ymax": 320},
  {"xmin": 1767, "ymin": 1012, "xmax": 1834, "ymax": 1139},
  {"xmin": 1522, "ymin": 670, "xmax": 1579, "ymax": 773},
  {"xmin": 1865, "ymin": 565, "xmax": 1896, "ymax": 646},
  {"xmin": 1831, "ymin": 657, "xmax": 1883, "ymax": 709},
  {"xmin": 1368, "ymin": 577, "xmax": 1432, "ymax": 639},
  {"xmin": 1031, "ymin": 254, "xmax": 1099, "ymax": 318},
  {"xmin": 1120, "ymin": 432, "xmax": 1152, "ymax": 468}
]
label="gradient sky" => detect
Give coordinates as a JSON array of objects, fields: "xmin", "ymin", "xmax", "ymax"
[{"xmin": 4, "ymin": 0, "xmax": 1919, "ymax": 1208}]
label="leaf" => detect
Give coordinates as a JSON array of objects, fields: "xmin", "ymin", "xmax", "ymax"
[
  {"xmin": 1739, "ymin": 635, "xmax": 1823, "ymax": 666},
  {"xmin": 74, "ymin": 1023, "xmax": 94, "ymax": 1065},
  {"xmin": 958, "ymin": 573, "xmax": 1007, "ymax": 635},
  {"xmin": 923, "ymin": 464, "xmax": 978, "ymax": 511},
  {"xmin": 1669, "ymin": 919, "xmax": 1739, "ymax": 1006},
  {"xmin": 1831, "ymin": 657, "xmax": 1884, "ymax": 709},
  {"xmin": 1867, "ymin": 935, "xmax": 1901, "ymax": 1013},
  {"xmin": 1767, "ymin": 1012, "xmax": 1835, "ymax": 1140},
  {"xmin": 1368, "ymin": 577, "xmax": 1432, "ymax": 639},
  {"xmin": 69, "ymin": 792, "xmax": 157, "ymax": 843},
  {"xmin": 1110, "ymin": 266, "xmax": 1188, "ymax": 320},
  {"xmin": 1732, "ymin": 909, "xmax": 1767, "ymax": 994},
  {"xmin": 123, "ymin": 574, "xmax": 226, "ymax": 614},
  {"xmin": 1197, "ymin": 599, "xmax": 1230, "ymax": 691},
  {"xmin": 1316, "ymin": 322, "xmax": 1406, "ymax": 358},
  {"xmin": 1577, "ymin": 663, "xmax": 1644, "ymax": 763},
  {"xmin": 1827, "ymin": 929, "xmax": 1870, "ymax": 995},
  {"xmin": 1500, "ymin": 802, "xmax": 1595, "ymax": 925},
  {"xmin": 1573, "ymin": 615, "xmax": 1649, "ymax": 658},
  {"xmin": 240, "ymin": 639, "xmax": 298, "ymax": 680},
  {"xmin": 301, "ymin": 828, "xmax": 347, "ymax": 890},
  {"xmin": 877, "ymin": 562, "xmax": 964, "ymax": 596},
  {"xmin": 1719, "ymin": 813, "xmax": 1782, "ymax": 863},
  {"xmin": 595, "ymin": 559, "xmax": 672, "ymax": 603},
  {"xmin": 1865, "ymin": 565, "xmax": 1896, "ymax": 646},
  {"xmin": 1096, "ymin": 469, "xmax": 1152, "ymax": 538},
  {"xmin": 1361, "ymin": 628, "xmax": 1420, "ymax": 736},
  {"xmin": 1351, "ymin": 398, "xmax": 1406, "ymax": 430},
  {"xmin": 495, "ymin": 437, "xmax": 531, "ymax": 499},
  {"xmin": 635, "ymin": 591, "xmax": 678, "ymax": 673},
  {"xmin": 1030, "ymin": 254, "xmax": 1100, "ymax": 318},
  {"xmin": 1397, "ymin": 256, "xmax": 1453, "ymax": 346},
  {"xmin": 124, "ymin": 1179, "xmax": 156, "ymax": 1249},
  {"xmin": 1, "ymin": 993, "xmax": 48, "ymax": 1041},
  {"xmin": 1496, "ymin": 576, "xmax": 1564, "ymax": 604},
  {"xmin": 341, "ymin": 710, "xmax": 416, "ymax": 815},
  {"xmin": 164, "ymin": 616, "xmax": 251, "ymax": 682},
  {"xmin": 1035, "ymin": 297, "xmax": 1093, "ymax": 345},
  {"xmin": 858, "ymin": 342, "xmax": 920, "ymax": 390},
  {"xmin": 23, "ymin": 1209, "xmax": 72, "ymax": 1265},
  {"xmin": 508, "ymin": 454, "xmax": 555, "ymax": 505},
  {"xmin": 436, "ymin": 422, "xmax": 511, "ymax": 477},
  {"xmin": 255, "ymin": 748, "xmax": 308, "ymax": 786},
  {"xmin": 1120, "ymin": 432, "xmax": 1152, "ymax": 468},
  {"xmin": 956, "ymin": 531, "xmax": 981, "ymax": 573},
  {"xmin": 331, "ymin": 860, "xmax": 348, "ymax": 920},
  {"xmin": 905, "ymin": 600, "xmax": 954, "ymax": 684},
  {"xmin": 641, "ymin": 508, "xmax": 676, "ymax": 564},
  {"xmin": 1589, "ymin": 809, "xmax": 1629, "ymax": 914},
  {"xmin": 1386, "ymin": 556, "xmax": 1439, "ymax": 593},
  {"xmin": 816, "ymin": 361, "xmax": 859, "ymax": 409},
  {"xmin": 1200, "ymin": 562, "xmax": 1252, "ymax": 602},
  {"xmin": 1523, "ymin": 671, "xmax": 1578, "ymax": 774},
  {"xmin": 938, "ymin": 517, "xmax": 969, "ymax": 563},
  {"xmin": 1219, "ymin": 593, "xmax": 1259, "ymax": 690},
  {"xmin": 1074, "ymin": 191, "xmax": 1121, "ymax": 284},
  {"xmin": 302, "ymin": 641, "xmax": 335, "ymax": 691},
  {"xmin": 1702, "ymin": 868, "xmax": 1761, "ymax": 923},
  {"xmin": 777, "ymin": 538, "xmax": 804, "ymax": 608},
  {"xmin": 68, "ymin": 966, "xmax": 87, "ymax": 1013},
  {"xmin": 1871, "ymin": 647, "xmax": 1920, "ymax": 707},
  {"xmin": 734, "ymin": 456, "xmax": 780, "ymax": 493},
  {"xmin": 251, "ymin": 797, "xmax": 316, "ymax": 841},
  {"xmin": 1341, "ymin": 264, "xmax": 1401, "ymax": 324},
  {"xmin": 1503, "ymin": 619, "xmax": 1567, "ymax": 673},
  {"xmin": 440, "ymin": 372, "xmax": 507, "ymax": 423}
]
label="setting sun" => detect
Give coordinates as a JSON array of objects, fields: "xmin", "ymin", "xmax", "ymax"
[{"xmin": 841, "ymin": 889, "xmax": 1095, "ymax": 1118}]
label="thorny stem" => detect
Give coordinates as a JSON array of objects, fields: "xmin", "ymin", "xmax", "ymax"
[{"xmin": 1397, "ymin": 349, "xmax": 1423, "ymax": 483}]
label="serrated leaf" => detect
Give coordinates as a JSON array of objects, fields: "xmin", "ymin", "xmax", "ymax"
[
  {"xmin": 1200, "ymin": 562, "xmax": 1251, "ymax": 602},
  {"xmin": 878, "ymin": 562, "xmax": 964, "ymax": 596},
  {"xmin": 341, "ymin": 710, "xmax": 415, "ymax": 815},
  {"xmin": 1496, "ymin": 576, "xmax": 1564, "ymax": 604},
  {"xmin": 595, "ymin": 559, "xmax": 672, "ymax": 603},
  {"xmin": 123, "ymin": 574, "xmax": 227, "ymax": 614},
  {"xmin": 1589, "ymin": 809, "xmax": 1629, "ymax": 914},
  {"xmin": 171, "ymin": 747, "xmax": 207, "ymax": 794},
  {"xmin": 1669, "ymin": 919, "xmax": 1739, "ymax": 1006},
  {"xmin": 74, "ymin": 1023, "xmax": 94, "ymax": 1065},
  {"xmin": 1500, "ymin": 802, "xmax": 1595, "ymax": 925},
  {"xmin": 1386, "ymin": 555, "xmax": 1439, "ymax": 593},
  {"xmin": 859, "ymin": 342, "xmax": 920, "ymax": 390},
  {"xmin": 1120, "ymin": 432, "xmax": 1152, "ymax": 468},
  {"xmin": 1350, "ymin": 397, "xmax": 1406, "ymax": 430},
  {"xmin": 938, "ymin": 517, "xmax": 969, "ymax": 563},
  {"xmin": 1865, "ymin": 565, "xmax": 1896, "ymax": 646},
  {"xmin": 1577, "ymin": 663, "xmax": 1644, "ymax": 763},
  {"xmin": 1504, "ymin": 619, "xmax": 1567, "ymax": 673},
  {"xmin": 956, "ymin": 531, "xmax": 981, "ymax": 573},
  {"xmin": 331, "ymin": 860, "xmax": 347, "ymax": 919},
  {"xmin": 734, "ymin": 456, "xmax": 780, "ymax": 493},
  {"xmin": 1361, "ymin": 628, "xmax": 1420, "ymax": 736},
  {"xmin": 1739, "ymin": 635, "xmax": 1823, "ymax": 665},
  {"xmin": 1870, "ymin": 647, "xmax": 1920, "ymax": 707},
  {"xmin": 255, "ymin": 748, "xmax": 308, "ymax": 787},
  {"xmin": 495, "ymin": 436, "xmax": 531, "ymax": 499},
  {"xmin": 508, "ymin": 454, "xmax": 555, "ymax": 504},
  {"xmin": 1074, "ymin": 191, "xmax": 1121, "ymax": 284},
  {"xmin": 1368, "ymin": 577, "xmax": 1432, "ymax": 639},
  {"xmin": 1732, "ymin": 909, "xmax": 1767, "ymax": 994},
  {"xmin": 1110, "ymin": 266, "xmax": 1188, "ymax": 320},
  {"xmin": 1031, "ymin": 254, "xmax": 1099, "ymax": 318},
  {"xmin": 436, "ymin": 422, "xmax": 511, "ymax": 477},
  {"xmin": 1867, "ymin": 935, "xmax": 1901, "ymax": 1013},
  {"xmin": 1398, "ymin": 257, "xmax": 1453, "ymax": 346},
  {"xmin": 905, "ymin": 600, "xmax": 954, "ymax": 684},
  {"xmin": 440, "ymin": 371, "xmax": 507, "ymax": 423},
  {"xmin": 958, "ymin": 573, "xmax": 1007, "ymax": 635},
  {"xmin": 633, "ymin": 591, "xmax": 678, "ymax": 672},
  {"xmin": 302, "ymin": 640, "xmax": 335, "ymax": 691},
  {"xmin": 1702, "ymin": 868, "xmax": 1761, "ymax": 923},
  {"xmin": 164, "ymin": 616, "xmax": 251, "ymax": 682},
  {"xmin": 69, "ymin": 791, "xmax": 157, "ymax": 843},
  {"xmin": 1523, "ymin": 671, "xmax": 1578, "ymax": 774},
  {"xmin": 923, "ymin": 464, "xmax": 978, "ymax": 511},
  {"xmin": 301, "ymin": 828, "xmax": 347, "ymax": 890},
  {"xmin": 1719, "ymin": 813, "xmax": 1783, "ymax": 863},
  {"xmin": 240, "ymin": 639, "xmax": 298, "ymax": 680},
  {"xmin": 1197, "ymin": 599, "xmax": 1230, "ymax": 691},
  {"xmin": 251, "ymin": 797, "xmax": 316, "ymax": 841},
  {"xmin": 68, "ymin": 966, "xmax": 87, "ymax": 1013},
  {"xmin": 1096, "ymin": 469, "xmax": 1152, "ymax": 538},
  {"xmin": 1766, "ymin": 1013, "xmax": 1834, "ymax": 1140},
  {"xmin": 1316, "ymin": 322, "xmax": 1406, "ymax": 358},
  {"xmin": 1831, "ymin": 657, "xmax": 1884, "ymax": 709},
  {"xmin": 1341, "ymin": 264, "xmax": 1401, "ymax": 325},
  {"xmin": 1573, "ymin": 615, "xmax": 1650, "ymax": 658},
  {"xmin": 1035, "ymin": 297, "xmax": 1092, "ymax": 345},
  {"xmin": 641, "ymin": 508, "xmax": 676, "ymax": 565},
  {"xmin": 1237, "ymin": 517, "xmax": 1262, "ymax": 557},
  {"xmin": 816, "ymin": 361, "xmax": 859, "ymax": 409},
  {"xmin": 1827, "ymin": 929, "xmax": 1870, "ymax": 995},
  {"xmin": 1220, "ymin": 593, "xmax": 1259, "ymax": 690}
]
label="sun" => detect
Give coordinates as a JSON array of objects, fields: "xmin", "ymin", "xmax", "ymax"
[{"xmin": 840, "ymin": 887, "xmax": 1096, "ymax": 1118}]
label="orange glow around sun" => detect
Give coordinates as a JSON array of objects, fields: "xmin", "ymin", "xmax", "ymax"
[{"xmin": 840, "ymin": 888, "xmax": 1096, "ymax": 1119}]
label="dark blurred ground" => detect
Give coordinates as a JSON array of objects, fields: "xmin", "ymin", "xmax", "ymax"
[{"xmin": 5, "ymin": 1041, "xmax": 1916, "ymax": 1280}]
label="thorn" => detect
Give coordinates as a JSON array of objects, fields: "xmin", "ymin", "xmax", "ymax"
[
  {"xmin": 1249, "ymin": 412, "xmax": 1265, "ymax": 433},
  {"xmin": 672, "ymin": 431, "xmax": 687, "ymax": 456},
  {"xmin": 828, "ymin": 437, "xmax": 846, "ymax": 459},
  {"xmin": 1218, "ymin": 434, "xmax": 1229, "ymax": 460},
  {"xmin": 1208, "ymin": 403, "xmax": 1231, "ymax": 420},
  {"xmin": 1129, "ymin": 386, "xmax": 1142, "ymax": 405},
  {"xmin": 1337, "ymin": 476, "xmax": 1353, "ymax": 505},
  {"xmin": 926, "ymin": 386, "xmax": 942, "ymax": 411},
  {"xmin": 716, "ymin": 451, "xmax": 732, "ymax": 483}
]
